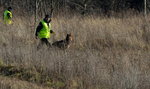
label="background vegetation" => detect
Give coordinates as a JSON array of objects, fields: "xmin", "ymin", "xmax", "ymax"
[{"xmin": 0, "ymin": 0, "xmax": 150, "ymax": 16}]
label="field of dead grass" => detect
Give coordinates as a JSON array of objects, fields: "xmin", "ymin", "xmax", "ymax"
[{"xmin": 0, "ymin": 14, "xmax": 150, "ymax": 89}]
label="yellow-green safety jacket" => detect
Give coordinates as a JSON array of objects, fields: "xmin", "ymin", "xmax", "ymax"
[
  {"xmin": 38, "ymin": 20, "xmax": 51, "ymax": 39},
  {"xmin": 4, "ymin": 10, "xmax": 12, "ymax": 24}
]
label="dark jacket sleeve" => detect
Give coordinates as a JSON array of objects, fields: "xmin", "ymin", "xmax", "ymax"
[
  {"xmin": 7, "ymin": 13, "xmax": 11, "ymax": 19},
  {"xmin": 35, "ymin": 22, "xmax": 43, "ymax": 36}
]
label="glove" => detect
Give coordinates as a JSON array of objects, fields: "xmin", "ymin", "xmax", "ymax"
[{"xmin": 50, "ymin": 30, "xmax": 55, "ymax": 34}]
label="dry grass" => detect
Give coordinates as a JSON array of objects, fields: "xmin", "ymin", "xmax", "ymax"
[
  {"xmin": 0, "ymin": 14, "xmax": 150, "ymax": 89},
  {"xmin": 0, "ymin": 76, "xmax": 52, "ymax": 89}
]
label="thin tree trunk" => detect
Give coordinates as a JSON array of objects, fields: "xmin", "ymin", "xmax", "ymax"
[
  {"xmin": 50, "ymin": 0, "xmax": 54, "ymax": 17},
  {"xmin": 144, "ymin": 0, "xmax": 147, "ymax": 16},
  {"xmin": 35, "ymin": 0, "xmax": 38, "ymax": 29}
]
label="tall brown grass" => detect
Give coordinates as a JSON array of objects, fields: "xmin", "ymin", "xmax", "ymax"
[{"xmin": 0, "ymin": 13, "xmax": 150, "ymax": 89}]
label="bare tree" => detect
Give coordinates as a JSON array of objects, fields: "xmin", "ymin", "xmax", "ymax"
[
  {"xmin": 68, "ymin": 0, "xmax": 95, "ymax": 15},
  {"xmin": 144, "ymin": 0, "xmax": 147, "ymax": 16}
]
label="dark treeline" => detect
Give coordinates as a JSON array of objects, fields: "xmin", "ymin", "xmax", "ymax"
[{"xmin": 0, "ymin": 0, "xmax": 149, "ymax": 16}]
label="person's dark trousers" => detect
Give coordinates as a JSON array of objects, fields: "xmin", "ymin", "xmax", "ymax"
[{"xmin": 37, "ymin": 38, "xmax": 51, "ymax": 50}]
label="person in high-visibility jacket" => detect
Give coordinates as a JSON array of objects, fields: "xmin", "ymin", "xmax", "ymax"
[
  {"xmin": 35, "ymin": 15, "xmax": 55, "ymax": 48},
  {"xmin": 4, "ymin": 7, "xmax": 13, "ymax": 24}
]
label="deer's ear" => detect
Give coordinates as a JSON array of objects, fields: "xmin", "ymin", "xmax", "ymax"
[
  {"xmin": 67, "ymin": 33, "xmax": 72, "ymax": 36},
  {"xmin": 67, "ymin": 34, "xmax": 70, "ymax": 36},
  {"xmin": 69, "ymin": 33, "xmax": 73, "ymax": 36}
]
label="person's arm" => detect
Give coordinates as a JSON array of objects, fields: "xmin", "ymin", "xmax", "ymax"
[
  {"xmin": 35, "ymin": 22, "xmax": 43, "ymax": 37},
  {"xmin": 7, "ymin": 13, "xmax": 12, "ymax": 19},
  {"xmin": 3, "ymin": 13, "xmax": 4, "ymax": 20},
  {"xmin": 48, "ymin": 22, "xmax": 55, "ymax": 34}
]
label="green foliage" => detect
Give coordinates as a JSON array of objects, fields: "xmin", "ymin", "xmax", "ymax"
[
  {"xmin": 54, "ymin": 81, "xmax": 65, "ymax": 88},
  {"xmin": 0, "ymin": 59, "xmax": 4, "ymax": 67}
]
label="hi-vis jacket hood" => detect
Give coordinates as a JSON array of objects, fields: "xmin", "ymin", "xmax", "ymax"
[{"xmin": 4, "ymin": 10, "xmax": 12, "ymax": 24}]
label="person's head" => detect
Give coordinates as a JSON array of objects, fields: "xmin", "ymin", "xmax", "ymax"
[
  {"xmin": 7, "ymin": 7, "xmax": 12, "ymax": 11},
  {"xmin": 44, "ymin": 15, "xmax": 51, "ymax": 23}
]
